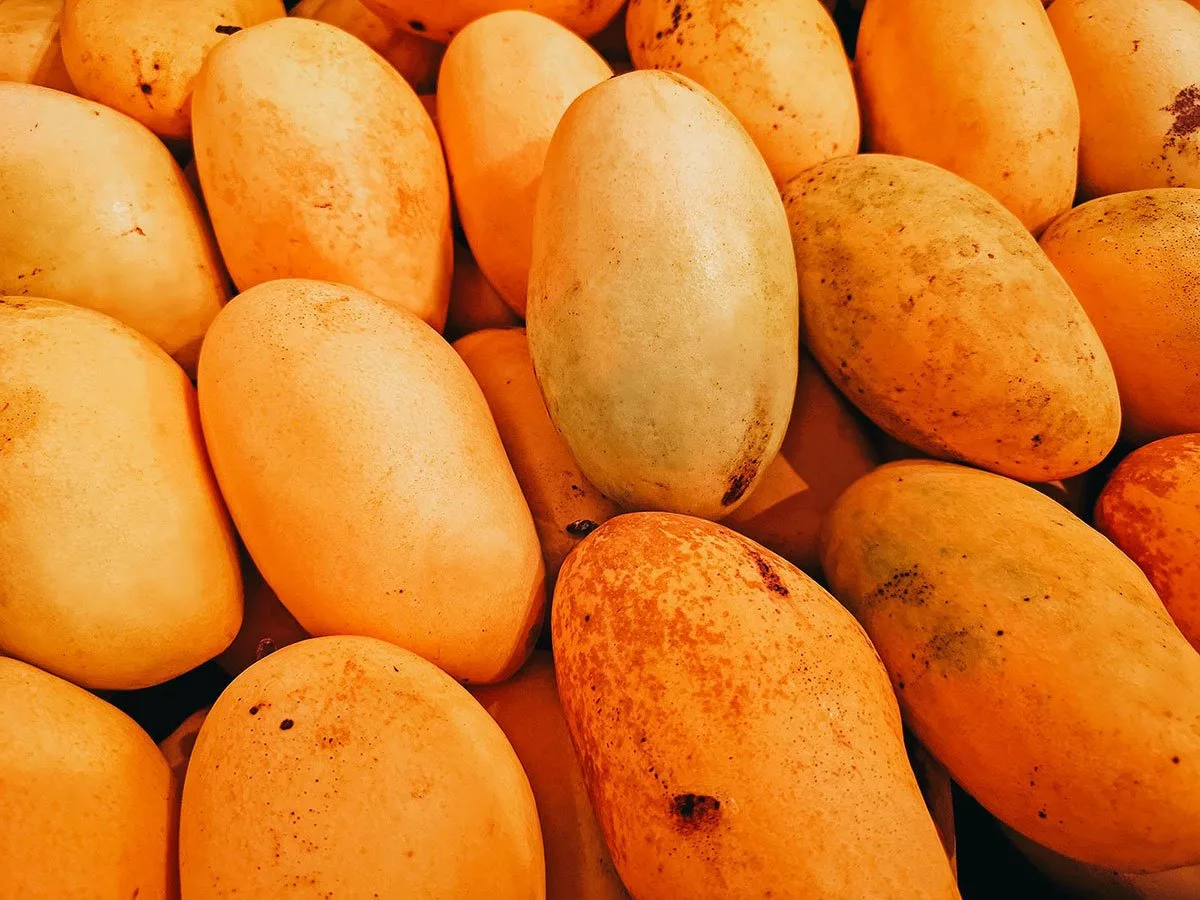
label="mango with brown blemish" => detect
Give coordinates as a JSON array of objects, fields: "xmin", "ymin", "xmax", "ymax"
[
  {"xmin": 470, "ymin": 651, "xmax": 629, "ymax": 900},
  {"xmin": 856, "ymin": 0, "xmax": 1078, "ymax": 234},
  {"xmin": 783, "ymin": 153, "xmax": 1120, "ymax": 482},
  {"xmin": 1048, "ymin": 0, "xmax": 1200, "ymax": 196},
  {"xmin": 1039, "ymin": 188, "xmax": 1200, "ymax": 444},
  {"xmin": 361, "ymin": 0, "xmax": 625, "ymax": 43},
  {"xmin": 553, "ymin": 512, "xmax": 960, "ymax": 899},
  {"xmin": 0, "ymin": 82, "xmax": 228, "ymax": 373},
  {"xmin": 197, "ymin": 278, "xmax": 545, "ymax": 685},
  {"xmin": 626, "ymin": 0, "xmax": 859, "ymax": 186},
  {"xmin": 438, "ymin": 10, "xmax": 612, "ymax": 315},
  {"xmin": 454, "ymin": 328, "xmax": 617, "ymax": 593},
  {"xmin": 1095, "ymin": 434, "xmax": 1200, "ymax": 652},
  {"xmin": 180, "ymin": 636, "xmax": 545, "ymax": 897},
  {"xmin": 722, "ymin": 349, "xmax": 878, "ymax": 575},
  {"xmin": 192, "ymin": 17, "xmax": 453, "ymax": 330},
  {"xmin": 821, "ymin": 460, "xmax": 1200, "ymax": 872},
  {"xmin": 61, "ymin": 0, "xmax": 285, "ymax": 141},
  {"xmin": 0, "ymin": 297, "xmax": 242, "ymax": 690},
  {"xmin": 0, "ymin": 657, "xmax": 177, "ymax": 899},
  {"xmin": 527, "ymin": 70, "xmax": 798, "ymax": 519}
]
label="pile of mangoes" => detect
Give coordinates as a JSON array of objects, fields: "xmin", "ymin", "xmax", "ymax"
[{"xmin": 1, "ymin": 0, "xmax": 1199, "ymax": 897}]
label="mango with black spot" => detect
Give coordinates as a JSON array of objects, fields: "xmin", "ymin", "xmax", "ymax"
[
  {"xmin": 527, "ymin": 70, "xmax": 798, "ymax": 519},
  {"xmin": 180, "ymin": 636, "xmax": 545, "ymax": 897},
  {"xmin": 553, "ymin": 512, "xmax": 960, "ymax": 899},
  {"xmin": 821, "ymin": 460, "xmax": 1200, "ymax": 872}
]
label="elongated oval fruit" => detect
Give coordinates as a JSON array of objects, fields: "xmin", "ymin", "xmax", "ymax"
[
  {"xmin": 197, "ymin": 279, "xmax": 545, "ymax": 684},
  {"xmin": 455, "ymin": 328, "xmax": 617, "ymax": 592},
  {"xmin": 439, "ymin": 10, "xmax": 612, "ymax": 315},
  {"xmin": 0, "ymin": 298, "xmax": 242, "ymax": 690},
  {"xmin": 470, "ymin": 651, "xmax": 629, "ymax": 900},
  {"xmin": 1039, "ymin": 188, "xmax": 1200, "ymax": 443},
  {"xmin": 528, "ymin": 70, "xmax": 799, "ymax": 519},
  {"xmin": 290, "ymin": 0, "xmax": 443, "ymax": 91},
  {"xmin": 0, "ymin": 82, "xmax": 228, "ymax": 373},
  {"xmin": 62, "ymin": 0, "xmax": 285, "ymax": 139},
  {"xmin": 0, "ymin": 657, "xmax": 176, "ymax": 899},
  {"xmin": 0, "ymin": 0, "xmax": 75, "ymax": 92},
  {"xmin": 821, "ymin": 460, "xmax": 1200, "ymax": 871},
  {"xmin": 857, "ymin": 0, "xmax": 1078, "ymax": 233},
  {"xmin": 192, "ymin": 17, "xmax": 452, "ymax": 329},
  {"xmin": 1048, "ymin": 0, "xmax": 1200, "ymax": 195},
  {"xmin": 723, "ymin": 349, "xmax": 877, "ymax": 575},
  {"xmin": 362, "ymin": 0, "xmax": 625, "ymax": 43},
  {"xmin": 1095, "ymin": 434, "xmax": 1200, "ymax": 652},
  {"xmin": 783, "ymin": 154, "xmax": 1120, "ymax": 481},
  {"xmin": 180, "ymin": 636, "xmax": 545, "ymax": 897},
  {"xmin": 553, "ymin": 513, "xmax": 960, "ymax": 898},
  {"xmin": 626, "ymin": 0, "xmax": 858, "ymax": 186}
]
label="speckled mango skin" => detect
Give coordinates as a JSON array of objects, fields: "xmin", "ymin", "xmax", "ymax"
[
  {"xmin": 180, "ymin": 636, "xmax": 545, "ymax": 897},
  {"xmin": 1039, "ymin": 189, "xmax": 1200, "ymax": 444},
  {"xmin": 527, "ymin": 70, "xmax": 798, "ymax": 520},
  {"xmin": 783, "ymin": 154, "xmax": 1120, "ymax": 482},
  {"xmin": 626, "ymin": 0, "xmax": 858, "ymax": 186},
  {"xmin": 362, "ymin": 0, "xmax": 626, "ymax": 43},
  {"xmin": 192, "ymin": 17, "xmax": 452, "ymax": 330},
  {"xmin": 1096, "ymin": 434, "xmax": 1200, "ymax": 652},
  {"xmin": 552, "ymin": 512, "xmax": 960, "ymax": 899},
  {"xmin": 821, "ymin": 460, "xmax": 1200, "ymax": 872},
  {"xmin": 857, "ymin": 0, "xmax": 1078, "ymax": 235}
]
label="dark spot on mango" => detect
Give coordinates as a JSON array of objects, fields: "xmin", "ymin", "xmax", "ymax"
[
  {"xmin": 408, "ymin": 20, "xmax": 426, "ymax": 32},
  {"xmin": 279, "ymin": 719, "xmax": 294, "ymax": 731},
  {"xmin": 1163, "ymin": 85, "xmax": 1200, "ymax": 149},
  {"xmin": 566, "ymin": 519, "xmax": 599, "ymax": 537},
  {"xmin": 214, "ymin": 24, "xmax": 242, "ymax": 35},
  {"xmin": 671, "ymin": 793, "xmax": 721, "ymax": 832},
  {"xmin": 747, "ymin": 548, "xmax": 789, "ymax": 597},
  {"xmin": 139, "ymin": 83, "xmax": 152, "ymax": 94},
  {"xmin": 866, "ymin": 565, "xmax": 934, "ymax": 608}
]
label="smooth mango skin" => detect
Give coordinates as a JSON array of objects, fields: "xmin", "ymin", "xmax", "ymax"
[
  {"xmin": 455, "ymin": 328, "xmax": 618, "ymax": 592},
  {"xmin": 0, "ymin": 0, "xmax": 75, "ymax": 91},
  {"xmin": 180, "ymin": 636, "xmax": 545, "ymax": 898},
  {"xmin": 438, "ymin": 10, "xmax": 612, "ymax": 315},
  {"xmin": 444, "ymin": 241, "xmax": 522, "ymax": 340},
  {"xmin": 0, "ymin": 82, "xmax": 228, "ymax": 373},
  {"xmin": 0, "ymin": 298, "xmax": 242, "ymax": 690},
  {"xmin": 197, "ymin": 279, "xmax": 545, "ymax": 685},
  {"xmin": 362, "ymin": 0, "xmax": 625, "ymax": 43},
  {"xmin": 0, "ymin": 657, "xmax": 176, "ymax": 899},
  {"xmin": 192, "ymin": 17, "xmax": 453, "ymax": 330},
  {"xmin": 1039, "ymin": 189, "xmax": 1200, "ymax": 443},
  {"xmin": 723, "ymin": 349, "xmax": 878, "ymax": 575},
  {"xmin": 626, "ymin": 0, "xmax": 859, "ymax": 186},
  {"xmin": 61, "ymin": 0, "xmax": 285, "ymax": 140},
  {"xmin": 527, "ymin": 71, "xmax": 798, "ymax": 519},
  {"xmin": 857, "ymin": 0, "xmax": 1078, "ymax": 234},
  {"xmin": 290, "ymin": 0, "xmax": 443, "ymax": 91},
  {"xmin": 1095, "ymin": 435, "xmax": 1200, "ymax": 652},
  {"xmin": 783, "ymin": 154, "xmax": 1120, "ymax": 482},
  {"xmin": 820, "ymin": 460, "xmax": 1200, "ymax": 872},
  {"xmin": 470, "ymin": 652, "xmax": 629, "ymax": 900},
  {"xmin": 1048, "ymin": 0, "xmax": 1200, "ymax": 196},
  {"xmin": 553, "ymin": 513, "xmax": 960, "ymax": 899}
]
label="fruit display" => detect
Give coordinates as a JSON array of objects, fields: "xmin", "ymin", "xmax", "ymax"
[{"xmin": 2, "ymin": 1, "xmax": 1198, "ymax": 897}]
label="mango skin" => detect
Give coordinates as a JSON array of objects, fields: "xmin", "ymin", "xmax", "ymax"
[
  {"xmin": 1048, "ymin": 0, "xmax": 1200, "ymax": 196},
  {"xmin": 1095, "ymin": 434, "xmax": 1200, "ymax": 652},
  {"xmin": 821, "ymin": 460, "xmax": 1200, "ymax": 872},
  {"xmin": 783, "ymin": 153, "xmax": 1120, "ymax": 482},
  {"xmin": 470, "ymin": 651, "xmax": 629, "ymax": 900},
  {"xmin": 197, "ymin": 278, "xmax": 545, "ymax": 685},
  {"xmin": 438, "ymin": 10, "xmax": 612, "ymax": 315},
  {"xmin": 0, "ymin": 0, "xmax": 76, "ymax": 92},
  {"xmin": 527, "ymin": 70, "xmax": 799, "ymax": 519},
  {"xmin": 1039, "ymin": 189, "xmax": 1200, "ymax": 444},
  {"xmin": 626, "ymin": 0, "xmax": 859, "ymax": 186},
  {"xmin": 553, "ymin": 512, "xmax": 960, "ymax": 899},
  {"xmin": 0, "ymin": 657, "xmax": 177, "ymax": 899},
  {"xmin": 362, "ymin": 0, "xmax": 625, "ymax": 43},
  {"xmin": 61, "ymin": 0, "xmax": 286, "ymax": 140},
  {"xmin": 0, "ymin": 82, "xmax": 228, "ymax": 373},
  {"xmin": 192, "ymin": 17, "xmax": 452, "ymax": 329},
  {"xmin": 857, "ymin": 0, "xmax": 1078, "ymax": 234},
  {"xmin": 0, "ymin": 297, "xmax": 243, "ymax": 690},
  {"xmin": 180, "ymin": 636, "xmax": 545, "ymax": 898}
]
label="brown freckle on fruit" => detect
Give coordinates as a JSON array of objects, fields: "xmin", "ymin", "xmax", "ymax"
[
  {"xmin": 139, "ymin": 83, "xmax": 152, "ymax": 94},
  {"xmin": 1174, "ymin": 756, "xmax": 1182, "ymax": 764},
  {"xmin": 1038, "ymin": 809, "xmax": 1048, "ymax": 819},
  {"xmin": 566, "ymin": 519, "xmax": 599, "ymax": 537},
  {"xmin": 214, "ymin": 24, "xmax": 241, "ymax": 35},
  {"xmin": 671, "ymin": 793, "xmax": 721, "ymax": 831},
  {"xmin": 408, "ymin": 20, "xmax": 425, "ymax": 32},
  {"xmin": 249, "ymin": 705, "xmax": 260, "ymax": 715},
  {"xmin": 747, "ymin": 548, "xmax": 789, "ymax": 596},
  {"xmin": 996, "ymin": 630, "xmax": 1005, "ymax": 636},
  {"xmin": 1162, "ymin": 85, "xmax": 1200, "ymax": 149},
  {"xmin": 280, "ymin": 719, "xmax": 294, "ymax": 731}
]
